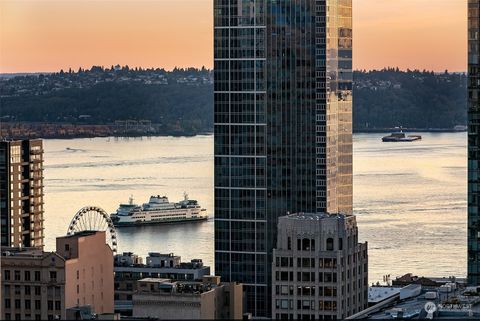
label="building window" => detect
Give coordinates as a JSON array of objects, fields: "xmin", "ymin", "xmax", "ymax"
[
  {"xmin": 47, "ymin": 300, "xmax": 53, "ymax": 311},
  {"xmin": 14, "ymin": 270, "xmax": 20, "ymax": 281},
  {"xmin": 25, "ymin": 286, "xmax": 31, "ymax": 296},
  {"xmin": 4, "ymin": 270, "xmax": 10, "ymax": 280},
  {"xmin": 25, "ymin": 271, "xmax": 31, "ymax": 281},
  {"xmin": 14, "ymin": 299, "xmax": 20, "ymax": 309},
  {"xmin": 5, "ymin": 298, "xmax": 11, "ymax": 309},
  {"xmin": 302, "ymin": 239, "xmax": 311, "ymax": 251},
  {"xmin": 35, "ymin": 300, "xmax": 41, "ymax": 310},
  {"xmin": 49, "ymin": 271, "xmax": 57, "ymax": 281},
  {"xmin": 55, "ymin": 301, "xmax": 61, "ymax": 310},
  {"xmin": 65, "ymin": 244, "xmax": 70, "ymax": 251},
  {"xmin": 34, "ymin": 286, "xmax": 41, "ymax": 296},
  {"xmin": 34, "ymin": 271, "xmax": 40, "ymax": 281},
  {"xmin": 25, "ymin": 300, "xmax": 31, "ymax": 310},
  {"xmin": 326, "ymin": 238, "xmax": 334, "ymax": 251}
]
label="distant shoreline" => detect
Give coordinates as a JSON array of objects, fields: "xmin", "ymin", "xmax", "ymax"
[
  {"xmin": 354, "ymin": 128, "xmax": 467, "ymax": 134},
  {"xmin": 0, "ymin": 129, "xmax": 466, "ymax": 141}
]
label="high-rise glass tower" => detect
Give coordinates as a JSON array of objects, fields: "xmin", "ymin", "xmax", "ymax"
[
  {"xmin": 468, "ymin": 0, "xmax": 480, "ymax": 284},
  {"xmin": 214, "ymin": 0, "xmax": 353, "ymax": 316}
]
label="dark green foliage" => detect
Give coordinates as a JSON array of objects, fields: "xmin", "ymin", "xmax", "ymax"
[
  {"xmin": 0, "ymin": 67, "xmax": 467, "ymax": 134},
  {"xmin": 353, "ymin": 69, "xmax": 467, "ymax": 130}
]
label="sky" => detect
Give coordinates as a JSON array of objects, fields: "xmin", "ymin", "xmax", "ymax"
[{"xmin": 0, "ymin": 0, "xmax": 467, "ymax": 73}]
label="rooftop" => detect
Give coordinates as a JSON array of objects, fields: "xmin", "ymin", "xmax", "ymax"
[
  {"xmin": 136, "ymin": 277, "xmax": 222, "ymax": 295},
  {"xmin": 369, "ymin": 287, "xmax": 401, "ymax": 304},
  {"xmin": 138, "ymin": 278, "xmax": 171, "ymax": 284},
  {"xmin": 2, "ymin": 247, "xmax": 49, "ymax": 258},
  {"xmin": 284, "ymin": 212, "xmax": 350, "ymax": 221},
  {"xmin": 350, "ymin": 283, "xmax": 480, "ymax": 320},
  {"xmin": 62, "ymin": 230, "xmax": 100, "ymax": 238}
]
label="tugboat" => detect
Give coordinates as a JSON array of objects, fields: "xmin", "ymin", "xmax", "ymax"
[
  {"xmin": 110, "ymin": 193, "xmax": 208, "ymax": 227},
  {"xmin": 382, "ymin": 128, "xmax": 422, "ymax": 142}
]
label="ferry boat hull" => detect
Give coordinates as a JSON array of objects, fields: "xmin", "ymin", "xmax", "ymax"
[
  {"xmin": 110, "ymin": 193, "xmax": 208, "ymax": 227},
  {"xmin": 112, "ymin": 215, "xmax": 208, "ymax": 227},
  {"xmin": 382, "ymin": 128, "xmax": 422, "ymax": 142},
  {"xmin": 382, "ymin": 136, "xmax": 422, "ymax": 142}
]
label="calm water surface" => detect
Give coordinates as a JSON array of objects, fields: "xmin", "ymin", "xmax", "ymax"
[{"xmin": 43, "ymin": 133, "xmax": 466, "ymax": 283}]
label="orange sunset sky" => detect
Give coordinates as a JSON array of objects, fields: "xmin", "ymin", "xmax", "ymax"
[{"xmin": 0, "ymin": 0, "xmax": 467, "ymax": 73}]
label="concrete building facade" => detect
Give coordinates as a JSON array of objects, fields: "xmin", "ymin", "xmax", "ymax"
[
  {"xmin": 1, "ymin": 231, "xmax": 115, "ymax": 320},
  {"xmin": 0, "ymin": 139, "xmax": 44, "ymax": 248},
  {"xmin": 56, "ymin": 231, "xmax": 114, "ymax": 315},
  {"xmin": 272, "ymin": 213, "xmax": 368, "ymax": 320},
  {"xmin": 1, "ymin": 248, "xmax": 66, "ymax": 320},
  {"xmin": 132, "ymin": 276, "xmax": 243, "ymax": 320},
  {"xmin": 114, "ymin": 252, "xmax": 211, "ymax": 315}
]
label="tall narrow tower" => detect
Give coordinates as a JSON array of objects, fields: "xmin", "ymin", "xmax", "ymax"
[
  {"xmin": 214, "ymin": 0, "xmax": 353, "ymax": 316},
  {"xmin": 468, "ymin": 0, "xmax": 480, "ymax": 284},
  {"xmin": 0, "ymin": 139, "xmax": 44, "ymax": 248}
]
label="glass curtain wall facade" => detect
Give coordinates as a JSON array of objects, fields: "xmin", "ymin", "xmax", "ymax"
[
  {"xmin": 214, "ymin": 0, "xmax": 352, "ymax": 316},
  {"xmin": 468, "ymin": 0, "xmax": 480, "ymax": 285}
]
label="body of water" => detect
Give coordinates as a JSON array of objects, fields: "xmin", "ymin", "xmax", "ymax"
[{"xmin": 43, "ymin": 132, "xmax": 466, "ymax": 283}]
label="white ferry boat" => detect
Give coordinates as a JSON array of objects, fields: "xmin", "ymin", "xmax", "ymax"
[{"xmin": 110, "ymin": 193, "xmax": 208, "ymax": 227}]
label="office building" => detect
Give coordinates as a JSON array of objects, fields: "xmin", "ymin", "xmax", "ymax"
[
  {"xmin": 1, "ymin": 248, "xmax": 66, "ymax": 320},
  {"xmin": 114, "ymin": 252, "xmax": 210, "ymax": 315},
  {"xmin": 0, "ymin": 139, "xmax": 44, "ymax": 248},
  {"xmin": 132, "ymin": 276, "xmax": 243, "ymax": 320},
  {"xmin": 56, "ymin": 231, "xmax": 114, "ymax": 315},
  {"xmin": 469, "ymin": 0, "xmax": 480, "ymax": 285},
  {"xmin": 214, "ymin": 0, "xmax": 353, "ymax": 316},
  {"xmin": 271, "ymin": 213, "xmax": 367, "ymax": 320}
]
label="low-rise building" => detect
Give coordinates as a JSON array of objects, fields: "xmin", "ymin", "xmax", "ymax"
[
  {"xmin": 1, "ymin": 248, "xmax": 66, "ymax": 320},
  {"xmin": 272, "ymin": 213, "xmax": 369, "ymax": 320},
  {"xmin": 56, "ymin": 231, "xmax": 114, "ymax": 315},
  {"xmin": 348, "ymin": 281, "xmax": 480, "ymax": 320},
  {"xmin": 132, "ymin": 276, "xmax": 242, "ymax": 320},
  {"xmin": 1, "ymin": 231, "xmax": 114, "ymax": 320},
  {"xmin": 114, "ymin": 252, "xmax": 210, "ymax": 315}
]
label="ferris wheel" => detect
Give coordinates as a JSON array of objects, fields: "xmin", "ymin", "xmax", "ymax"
[{"xmin": 66, "ymin": 206, "xmax": 118, "ymax": 254}]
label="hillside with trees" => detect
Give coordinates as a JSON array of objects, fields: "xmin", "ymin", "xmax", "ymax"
[
  {"xmin": 353, "ymin": 68, "xmax": 467, "ymax": 131},
  {"xmin": 0, "ymin": 67, "xmax": 467, "ymax": 136}
]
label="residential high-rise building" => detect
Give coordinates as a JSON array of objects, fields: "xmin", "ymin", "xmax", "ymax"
[
  {"xmin": 0, "ymin": 139, "xmax": 44, "ymax": 248},
  {"xmin": 271, "ymin": 213, "xmax": 368, "ymax": 320},
  {"xmin": 214, "ymin": 0, "xmax": 353, "ymax": 316},
  {"xmin": 469, "ymin": 0, "xmax": 480, "ymax": 285}
]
